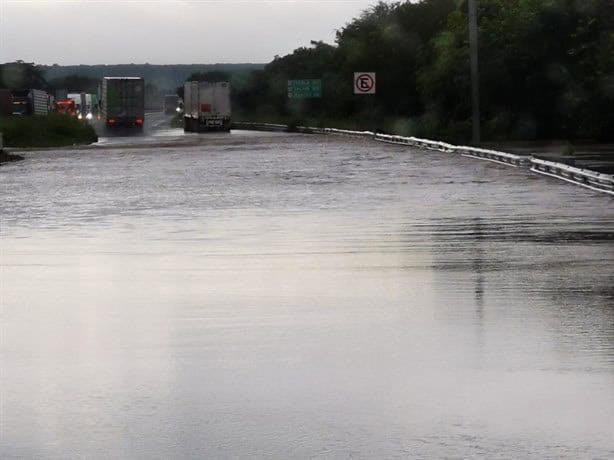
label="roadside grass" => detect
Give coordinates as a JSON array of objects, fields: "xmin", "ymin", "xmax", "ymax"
[
  {"xmin": 232, "ymin": 112, "xmax": 457, "ymax": 140},
  {"xmin": 232, "ymin": 112, "xmax": 365, "ymax": 131},
  {"xmin": 170, "ymin": 113, "xmax": 184, "ymax": 128},
  {"xmin": 0, "ymin": 113, "xmax": 98, "ymax": 148}
]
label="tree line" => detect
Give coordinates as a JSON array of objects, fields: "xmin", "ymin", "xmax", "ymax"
[
  {"xmin": 0, "ymin": 62, "xmax": 204, "ymax": 109},
  {"xmin": 233, "ymin": 0, "xmax": 614, "ymax": 142},
  {"xmin": 41, "ymin": 63, "xmax": 263, "ymax": 94},
  {"xmin": 4, "ymin": 0, "xmax": 613, "ymax": 142},
  {"xmin": 0, "ymin": 61, "xmax": 261, "ymax": 98}
]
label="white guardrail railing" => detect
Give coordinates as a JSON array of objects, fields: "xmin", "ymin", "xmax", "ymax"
[
  {"xmin": 530, "ymin": 158, "xmax": 614, "ymax": 195},
  {"xmin": 231, "ymin": 122, "xmax": 614, "ymax": 195}
]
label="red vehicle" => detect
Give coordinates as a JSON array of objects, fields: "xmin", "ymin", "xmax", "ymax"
[{"xmin": 55, "ymin": 99, "xmax": 76, "ymax": 116}]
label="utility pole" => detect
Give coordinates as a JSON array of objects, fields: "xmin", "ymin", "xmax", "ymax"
[{"xmin": 468, "ymin": 0, "xmax": 481, "ymax": 144}]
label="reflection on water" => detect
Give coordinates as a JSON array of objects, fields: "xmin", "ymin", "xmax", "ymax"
[{"xmin": 1, "ymin": 133, "xmax": 613, "ymax": 458}]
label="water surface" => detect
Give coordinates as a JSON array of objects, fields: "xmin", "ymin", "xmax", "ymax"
[{"xmin": 1, "ymin": 131, "xmax": 613, "ymax": 458}]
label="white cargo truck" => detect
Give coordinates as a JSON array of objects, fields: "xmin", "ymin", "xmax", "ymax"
[{"xmin": 183, "ymin": 81, "xmax": 231, "ymax": 132}]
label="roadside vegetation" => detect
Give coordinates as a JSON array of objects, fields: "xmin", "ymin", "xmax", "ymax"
[
  {"xmin": 0, "ymin": 150, "xmax": 24, "ymax": 164},
  {"xmin": 41, "ymin": 63, "xmax": 263, "ymax": 93},
  {"xmin": 0, "ymin": 114, "xmax": 98, "ymax": 148},
  {"xmin": 4, "ymin": 1, "xmax": 612, "ymax": 145},
  {"xmin": 234, "ymin": 0, "xmax": 614, "ymax": 143},
  {"xmin": 170, "ymin": 113, "xmax": 184, "ymax": 128}
]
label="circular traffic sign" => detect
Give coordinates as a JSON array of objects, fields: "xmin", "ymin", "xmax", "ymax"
[{"xmin": 354, "ymin": 73, "xmax": 376, "ymax": 94}]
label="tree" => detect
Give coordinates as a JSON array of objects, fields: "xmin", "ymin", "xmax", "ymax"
[
  {"xmin": 186, "ymin": 71, "xmax": 231, "ymax": 83},
  {"xmin": 48, "ymin": 75, "xmax": 100, "ymax": 93},
  {"xmin": 149, "ymin": 0, "xmax": 614, "ymax": 141},
  {"xmin": 0, "ymin": 61, "xmax": 49, "ymax": 90}
]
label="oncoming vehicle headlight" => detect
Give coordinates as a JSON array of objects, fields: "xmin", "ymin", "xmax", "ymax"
[
  {"xmin": 86, "ymin": 113, "xmax": 93, "ymax": 120},
  {"xmin": 77, "ymin": 113, "xmax": 83, "ymax": 120},
  {"xmin": 176, "ymin": 107, "xmax": 181, "ymax": 112}
]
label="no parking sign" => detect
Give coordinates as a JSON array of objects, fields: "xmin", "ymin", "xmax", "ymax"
[{"xmin": 354, "ymin": 72, "xmax": 376, "ymax": 94}]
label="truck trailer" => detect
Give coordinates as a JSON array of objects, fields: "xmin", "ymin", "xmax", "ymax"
[
  {"xmin": 10, "ymin": 89, "xmax": 50, "ymax": 116},
  {"xmin": 183, "ymin": 81, "xmax": 231, "ymax": 132},
  {"xmin": 101, "ymin": 77, "xmax": 145, "ymax": 129},
  {"xmin": 163, "ymin": 94, "xmax": 180, "ymax": 115}
]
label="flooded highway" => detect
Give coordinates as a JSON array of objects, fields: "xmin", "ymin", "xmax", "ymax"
[{"xmin": 1, "ymin": 124, "xmax": 613, "ymax": 458}]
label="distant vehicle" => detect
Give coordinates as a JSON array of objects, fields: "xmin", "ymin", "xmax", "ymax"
[
  {"xmin": 30, "ymin": 89, "xmax": 50, "ymax": 116},
  {"xmin": 0, "ymin": 89, "xmax": 14, "ymax": 116},
  {"xmin": 163, "ymin": 94, "xmax": 180, "ymax": 115},
  {"xmin": 101, "ymin": 77, "xmax": 145, "ymax": 129},
  {"xmin": 67, "ymin": 93, "xmax": 85, "ymax": 115},
  {"xmin": 66, "ymin": 92, "xmax": 95, "ymax": 120},
  {"xmin": 183, "ymin": 81, "xmax": 231, "ymax": 132},
  {"xmin": 55, "ymin": 89, "xmax": 68, "ymax": 100},
  {"xmin": 55, "ymin": 99, "xmax": 77, "ymax": 117},
  {"xmin": 11, "ymin": 89, "xmax": 49, "ymax": 116},
  {"xmin": 11, "ymin": 90, "xmax": 29, "ymax": 115},
  {"xmin": 88, "ymin": 94, "xmax": 99, "ymax": 118}
]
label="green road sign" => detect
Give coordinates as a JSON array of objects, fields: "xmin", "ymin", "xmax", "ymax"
[{"xmin": 288, "ymin": 79, "xmax": 322, "ymax": 99}]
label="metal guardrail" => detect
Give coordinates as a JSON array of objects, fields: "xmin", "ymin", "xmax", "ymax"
[
  {"xmin": 454, "ymin": 145, "xmax": 530, "ymax": 167},
  {"xmin": 321, "ymin": 128, "xmax": 375, "ymax": 138},
  {"xmin": 232, "ymin": 122, "xmax": 289, "ymax": 132},
  {"xmin": 232, "ymin": 122, "xmax": 613, "ymax": 195},
  {"xmin": 530, "ymin": 158, "xmax": 614, "ymax": 195},
  {"xmin": 375, "ymin": 133, "xmax": 455, "ymax": 153},
  {"xmin": 374, "ymin": 134, "xmax": 528, "ymax": 166}
]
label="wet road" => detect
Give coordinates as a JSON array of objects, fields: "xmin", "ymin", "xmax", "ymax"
[{"xmin": 1, "ymin": 121, "xmax": 613, "ymax": 458}]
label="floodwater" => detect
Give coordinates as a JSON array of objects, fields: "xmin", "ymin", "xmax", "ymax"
[{"xmin": 1, "ymin": 126, "xmax": 613, "ymax": 458}]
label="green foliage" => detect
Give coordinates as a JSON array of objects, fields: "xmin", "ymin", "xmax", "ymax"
[
  {"xmin": 0, "ymin": 114, "xmax": 98, "ymax": 147},
  {"xmin": 186, "ymin": 71, "xmax": 231, "ymax": 82},
  {"xmin": 236, "ymin": 0, "xmax": 614, "ymax": 142},
  {"xmin": 47, "ymin": 75, "xmax": 99, "ymax": 93},
  {"xmin": 563, "ymin": 141, "xmax": 576, "ymax": 156},
  {"xmin": 170, "ymin": 113, "xmax": 184, "ymax": 128},
  {"xmin": 9, "ymin": 1, "xmax": 612, "ymax": 142},
  {"xmin": 0, "ymin": 61, "xmax": 49, "ymax": 90},
  {"xmin": 40, "ymin": 64, "xmax": 264, "ymax": 93}
]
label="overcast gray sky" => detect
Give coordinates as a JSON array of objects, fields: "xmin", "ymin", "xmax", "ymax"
[{"xmin": 1, "ymin": 0, "xmax": 381, "ymax": 65}]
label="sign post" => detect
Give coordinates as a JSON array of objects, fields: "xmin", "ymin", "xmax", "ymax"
[
  {"xmin": 468, "ymin": 0, "xmax": 481, "ymax": 144},
  {"xmin": 354, "ymin": 72, "xmax": 376, "ymax": 95}
]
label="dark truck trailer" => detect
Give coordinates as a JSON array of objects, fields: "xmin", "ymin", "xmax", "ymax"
[
  {"xmin": 101, "ymin": 77, "xmax": 145, "ymax": 129},
  {"xmin": 163, "ymin": 94, "xmax": 180, "ymax": 115}
]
